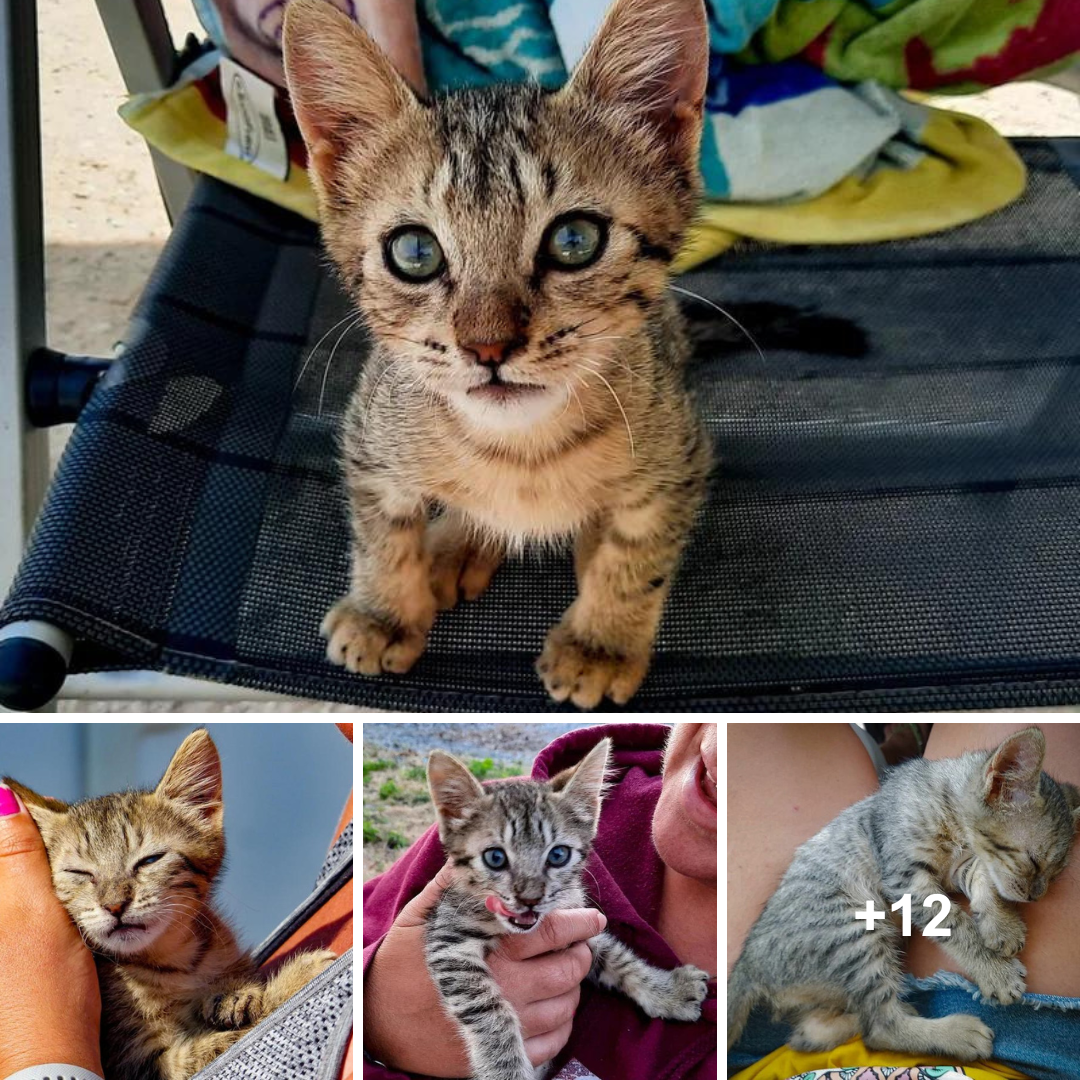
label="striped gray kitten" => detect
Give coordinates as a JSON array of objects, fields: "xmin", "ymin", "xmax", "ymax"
[
  {"xmin": 426, "ymin": 738, "xmax": 709, "ymax": 1080},
  {"xmin": 728, "ymin": 726, "xmax": 1080, "ymax": 1061},
  {"xmin": 283, "ymin": 0, "xmax": 712, "ymax": 709},
  {"xmin": 6, "ymin": 730, "xmax": 335, "ymax": 1080}
]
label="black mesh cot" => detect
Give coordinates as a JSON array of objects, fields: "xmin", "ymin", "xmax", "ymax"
[{"xmin": 1, "ymin": 138, "xmax": 1078, "ymax": 711}]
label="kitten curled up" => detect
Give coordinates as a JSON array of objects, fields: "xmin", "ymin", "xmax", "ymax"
[
  {"xmin": 282, "ymin": 0, "xmax": 713, "ymax": 709},
  {"xmin": 425, "ymin": 738, "xmax": 710, "ymax": 1080},
  {"xmin": 5, "ymin": 729, "xmax": 336, "ymax": 1080},
  {"xmin": 728, "ymin": 726, "xmax": 1080, "ymax": 1061}
]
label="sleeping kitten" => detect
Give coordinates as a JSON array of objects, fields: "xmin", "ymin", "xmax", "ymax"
[
  {"xmin": 728, "ymin": 726, "xmax": 1080, "ymax": 1061},
  {"xmin": 5, "ymin": 729, "xmax": 335, "ymax": 1080},
  {"xmin": 425, "ymin": 738, "xmax": 709, "ymax": 1080},
  {"xmin": 282, "ymin": 0, "xmax": 712, "ymax": 709}
]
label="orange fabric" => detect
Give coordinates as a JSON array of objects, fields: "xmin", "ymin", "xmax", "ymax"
[{"xmin": 262, "ymin": 790, "xmax": 354, "ymax": 1080}]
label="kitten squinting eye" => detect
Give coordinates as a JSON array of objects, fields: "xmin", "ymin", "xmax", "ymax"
[
  {"xmin": 546, "ymin": 845, "xmax": 571, "ymax": 867},
  {"xmin": 543, "ymin": 214, "xmax": 606, "ymax": 269},
  {"xmin": 65, "ymin": 868, "xmax": 94, "ymax": 878},
  {"xmin": 482, "ymin": 847, "xmax": 508, "ymax": 870},
  {"xmin": 385, "ymin": 226, "xmax": 445, "ymax": 282},
  {"xmin": 136, "ymin": 852, "xmax": 166, "ymax": 869}
]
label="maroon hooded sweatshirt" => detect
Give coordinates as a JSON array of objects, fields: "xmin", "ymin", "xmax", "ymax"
[{"xmin": 362, "ymin": 722, "xmax": 718, "ymax": 1080}]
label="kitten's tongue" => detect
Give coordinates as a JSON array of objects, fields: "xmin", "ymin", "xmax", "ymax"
[{"xmin": 486, "ymin": 896, "xmax": 538, "ymax": 927}]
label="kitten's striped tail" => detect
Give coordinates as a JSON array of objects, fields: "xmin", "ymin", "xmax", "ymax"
[{"xmin": 726, "ymin": 958, "xmax": 760, "ymax": 1049}]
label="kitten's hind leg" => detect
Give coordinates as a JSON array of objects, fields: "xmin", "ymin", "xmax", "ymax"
[
  {"xmin": 426, "ymin": 511, "xmax": 503, "ymax": 610},
  {"xmin": 789, "ymin": 1009, "xmax": 860, "ymax": 1052},
  {"xmin": 861, "ymin": 997, "xmax": 993, "ymax": 1062}
]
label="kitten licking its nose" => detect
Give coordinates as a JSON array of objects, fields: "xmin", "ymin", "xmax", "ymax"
[
  {"xmin": 424, "ymin": 738, "xmax": 709, "ymax": 1080},
  {"xmin": 282, "ymin": 0, "xmax": 713, "ymax": 709}
]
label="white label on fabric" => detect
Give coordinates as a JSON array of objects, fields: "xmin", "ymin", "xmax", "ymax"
[{"xmin": 221, "ymin": 56, "xmax": 289, "ymax": 180}]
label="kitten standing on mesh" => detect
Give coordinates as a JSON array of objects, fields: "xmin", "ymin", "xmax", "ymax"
[
  {"xmin": 728, "ymin": 726, "xmax": 1080, "ymax": 1060},
  {"xmin": 5, "ymin": 730, "xmax": 335, "ymax": 1080},
  {"xmin": 282, "ymin": 0, "xmax": 712, "ymax": 709},
  {"xmin": 423, "ymin": 738, "xmax": 709, "ymax": 1080}
]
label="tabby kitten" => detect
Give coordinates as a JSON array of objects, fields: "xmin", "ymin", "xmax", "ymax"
[
  {"xmin": 728, "ymin": 727, "xmax": 1080, "ymax": 1061},
  {"xmin": 282, "ymin": 0, "xmax": 712, "ymax": 709},
  {"xmin": 5, "ymin": 729, "xmax": 335, "ymax": 1080},
  {"xmin": 425, "ymin": 738, "xmax": 710, "ymax": 1080}
]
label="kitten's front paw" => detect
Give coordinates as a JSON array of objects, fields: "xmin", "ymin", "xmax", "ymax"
[
  {"xmin": 428, "ymin": 544, "xmax": 501, "ymax": 611},
  {"xmin": 202, "ymin": 985, "xmax": 265, "ymax": 1029},
  {"xmin": 977, "ymin": 910, "xmax": 1026, "ymax": 958},
  {"xmin": 977, "ymin": 956, "xmax": 1026, "ymax": 1006},
  {"xmin": 321, "ymin": 598, "xmax": 428, "ymax": 675},
  {"xmin": 639, "ymin": 964, "xmax": 711, "ymax": 1022},
  {"xmin": 536, "ymin": 623, "xmax": 648, "ymax": 709},
  {"xmin": 942, "ymin": 1014, "xmax": 995, "ymax": 1061}
]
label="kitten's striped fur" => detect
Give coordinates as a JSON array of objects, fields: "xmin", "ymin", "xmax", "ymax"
[
  {"xmin": 6, "ymin": 730, "xmax": 335, "ymax": 1080},
  {"xmin": 426, "ymin": 738, "xmax": 709, "ymax": 1080},
  {"xmin": 282, "ymin": 0, "xmax": 712, "ymax": 708},
  {"xmin": 728, "ymin": 726, "xmax": 1080, "ymax": 1061}
]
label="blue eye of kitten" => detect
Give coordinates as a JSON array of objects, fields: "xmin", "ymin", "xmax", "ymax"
[
  {"xmin": 546, "ymin": 845, "xmax": 571, "ymax": 867},
  {"xmin": 482, "ymin": 848, "xmax": 508, "ymax": 870},
  {"xmin": 386, "ymin": 226, "xmax": 445, "ymax": 281},
  {"xmin": 136, "ymin": 853, "xmax": 165, "ymax": 869},
  {"xmin": 544, "ymin": 215, "xmax": 605, "ymax": 269}
]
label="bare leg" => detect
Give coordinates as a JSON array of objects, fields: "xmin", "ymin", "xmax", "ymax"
[
  {"xmin": 906, "ymin": 722, "xmax": 1080, "ymax": 996},
  {"xmin": 727, "ymin": 723, "xmax": 879, "ymax": 973}
]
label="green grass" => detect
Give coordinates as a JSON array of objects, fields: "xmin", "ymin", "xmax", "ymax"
[
  {"xmin": 386, "ymin": 831, "xmax": 409, "ymax": 849},
  {"xmin": 404, "ymin": 765, "xmax": 428, "ymax": 781},
  {"xmin": 469, "ymin": 758, "xmax": 525, "ymax": 780},
  {"xmin": 378, "ymin": 779, "xmax": 401, "ymax": 800},
  {"xmin": 362, "ymin": 819, "xmax": 382, "ymax": 844},
  {"xmin": 363, "ymin": 760, "xmax": 391, "ymax": 779}
]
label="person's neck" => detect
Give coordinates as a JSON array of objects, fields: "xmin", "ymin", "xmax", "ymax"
[{"xmin": 657, "ymin": 864, "xmax": 717, "ymax": 976}]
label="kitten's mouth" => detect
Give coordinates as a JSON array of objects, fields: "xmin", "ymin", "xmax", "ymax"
[
  {"xmin": 467, "ymin": 379, "xmax": 547, "ymax": 405},
  {"xmin": 486, "ymin": 895, "xmax": 541, "ymax": 931},
  {"xmin": 108, "ymin": 921, "xmax": 147, "ymax": 938}
]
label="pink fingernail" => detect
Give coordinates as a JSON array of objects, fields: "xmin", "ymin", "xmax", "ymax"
[{"xmin": 0, "ymin": 785, "xmax": 20, "ymax": 817}]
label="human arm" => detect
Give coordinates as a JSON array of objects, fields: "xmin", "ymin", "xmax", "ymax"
[{"xmin": 0, "ymin": 785, "xmax": 104, "ymax": 1080}]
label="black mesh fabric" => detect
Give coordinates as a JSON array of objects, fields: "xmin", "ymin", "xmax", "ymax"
[{"xmin": 3, "ymin": 139, "xmax": 1079, "ymax": 711}]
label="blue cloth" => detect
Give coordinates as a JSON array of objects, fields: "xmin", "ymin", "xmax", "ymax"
[{"xmin": 728, "ymin": 971, "xmax": 1080, "ymax": 1080}]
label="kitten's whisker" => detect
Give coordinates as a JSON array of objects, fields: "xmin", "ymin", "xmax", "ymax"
[
  {"xmin": 576, "ymin": 366, "xmax": 636, "ymax": 457},
  {"xmin": 293, "ymin": 310, "xmax": 363, "ymax": 392},
  {"xmin": 318, "ymin": 315, "xmax": 364, "ymax": 418},
  {"xmin": 667, "ymin": 283, "xmax": 766, "ymax": 365}
]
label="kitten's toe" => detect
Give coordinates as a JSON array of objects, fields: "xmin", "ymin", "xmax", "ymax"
[
  {"xmin": 202, "ymin": 987, "xmax": 265, "ymax": 1029},
  {"xmin": 942, "ymin": 1014, "xmax": 995, "ymax": 1061},
  {"xmin": 639, "ymin": 964, "xmax": 710, "ymax": 1022},
  {"xmin": 429, "ymin": 546, "xmax": 500, "ymax": 610},
  {"xmin": 977, "ymin": 957, "xmax": 1026, "ymax": 1006},
  {"xmin": 320, "ymin": 599, "xmax": 427, "ymax": 676},
  {"xmin": 536, "ymin": 624, "xmax": 648, "ymax": 709}
]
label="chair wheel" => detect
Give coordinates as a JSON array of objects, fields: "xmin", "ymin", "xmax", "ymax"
[{"xmin": 0, "ymin": 635, "xmax": 69, "ymax": 711}]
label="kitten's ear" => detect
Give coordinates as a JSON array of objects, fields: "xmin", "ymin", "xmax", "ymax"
[
  {"xmin": 984, "ymin": 727, "xmax": 1046, "ymax": 808},
  {"xmin": 562, "ymin": 0, "xmax": 708, "ymax": 164},
  {"xmin": 1, "ymin": 778, "xmax": 69, "ymax": 834},
  {"xmin": 428, "ymin": 751, "xmax": 486, "ymax": 833},
  {"xmin": 282, "ymin": 0, "xmax": 419, "ymax": 196},
  {"xmin": 155, "ymin": 729, "xmax": 223, "ymax": 827},
  {"xmin": 1061, "ymin": 782, "xmax": 1080, "ymax": 825},
  {"xmin": 551, "ymin": 738, "xmax": 611, "ymax": 830}
]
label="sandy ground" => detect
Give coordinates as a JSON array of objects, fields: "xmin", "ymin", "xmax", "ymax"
[{"xmin": 33, "ymin": 3, "xmax": 1080, "ymax": 711}]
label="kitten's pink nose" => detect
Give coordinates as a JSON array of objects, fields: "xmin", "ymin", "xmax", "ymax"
[
  {"xmin": 459, "ymin": 340, "xmax": 515, "ymax": 367},
  {"xmin": 104, "ymin": 899, "xmax": 130, "ymax": 918},
  {"xmin": 518, "ymin": 895, "xmax": 543, "ymax": 908}
]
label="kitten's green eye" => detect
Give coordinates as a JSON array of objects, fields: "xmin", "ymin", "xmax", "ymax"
[
  {"xmin": 544, "ymin": 215, "xmax": 606, "ymax": 270},
  {"xmin": 136, "ymin": 853, "xmax": 165, "ymax": 869},
  {"xmin": 385, "ymin": 226, "xmax": 445, "ymax": 282},
  {"xmin": 482, "ymin": 848, "xmax": 508, "ymax": 870},
  {"xmin": 547, "ymin": 845, "xmax": 571, "ymax": 867}
]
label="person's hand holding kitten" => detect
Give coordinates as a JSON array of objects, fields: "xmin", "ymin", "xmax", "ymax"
[{"xmin": 0, "ymin": 782, "xmax": 103, "ymax": 1078}]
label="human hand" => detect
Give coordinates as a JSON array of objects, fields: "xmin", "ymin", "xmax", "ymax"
[
  {"xmin": 0, "ymin": 784, "xmax": 103, "ymax": 1077},
  {"xmin": 364, "ymin": 861, "xmax": 604, "ymax": 1076}
]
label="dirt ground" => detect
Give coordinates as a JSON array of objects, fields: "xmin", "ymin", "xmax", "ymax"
[{"xmin": 34, "ymin": 3, "xmax": 1080, "ymax": 710}]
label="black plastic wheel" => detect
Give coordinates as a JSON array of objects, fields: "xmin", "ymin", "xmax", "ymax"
[{"xmin": 0, "ymin": 636, "xmax": 68, "ymax": 711}]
